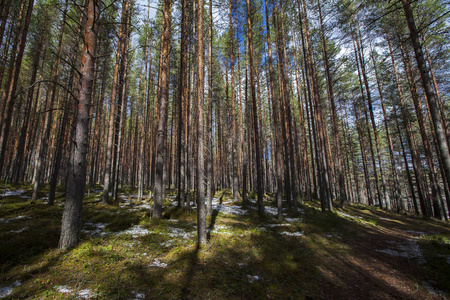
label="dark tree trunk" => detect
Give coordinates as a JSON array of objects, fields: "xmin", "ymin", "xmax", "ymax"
[{"xmin": 59, "ymin": 0, "xmax": 99, "ymax": 250}]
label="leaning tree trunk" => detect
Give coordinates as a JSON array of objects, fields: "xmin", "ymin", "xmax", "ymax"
[
  {"xmin": 401, "ymin": 0, "xmax": 450, "ymax": 208},
  {"xmin": 59, "ymin": 0, "xmax": 99, "ymax": 250}
]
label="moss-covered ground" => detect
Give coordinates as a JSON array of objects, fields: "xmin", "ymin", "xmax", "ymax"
[{"xmin": 1, "ymin": 184, "xmax": 449, "ymax": 299}]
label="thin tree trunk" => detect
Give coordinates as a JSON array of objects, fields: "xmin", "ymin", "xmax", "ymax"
[
  {"xmin": 246, "ymin": 0, "xmax": 264, "ymax": 215},
  {"xmin": 206, "ymin": 0, "xmax": 214, "ymax": 216},
  {"xmin": 196, "ymin": 0, "xmax": 207, "ymax": 246},
  {"xmin": 153, "ymin": 0, "xmax": 172, "ymax": 219},
  {"xmin": 102, "ymin": 0, "xmax": 128, "ymax": 204}
]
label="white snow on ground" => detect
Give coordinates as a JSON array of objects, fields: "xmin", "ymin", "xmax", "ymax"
[
  {"xmin": 1, "ymin": 190, "xmax": 26, "ymax": 197},
  {"xmin": 285, "ymin": 217, "xmax": 303, "ymax": 223},
  {"xmin": 247, "ymin": 275, "xmax": 260, "ymax": 283},
  {"xmin": 265, "ymin": 223, "xmax": 291, "ymax": 228},
  {"xmin": 117, "ymin": 225, "xmax": 152, "ymax": 238},
  {"xmin": 264, "ymin": 206, "xmax": 282, "ymax": 216},
  {"xmin": 376, "ymin": 248, "xmax": 409, "ymax": 257},
  {"xmin": 166, "ymin": 227, "xmax": 194, "ymax": 239},
  {"xmin": 82, "ymin": 222, "xmax": 108, "ymax": 236},
  {"xmin": 149, "ymin": 259, "xmax": 167, "ymax": 268},
  {"xmin": 404, "ymin": 230, "xmax": 427, "ymax": 236},
  {"xmin": 133, "ymin": 292, "xmax": 146, "ymax": 299},
  {"xmin": 78, "ymin": 289, "xmax": 96, "ymax": 299},
  {"xmin": 0, "ymin": 281, "xmax": 21, "ymax": 298},
  {"xmin": 7, "ymin": 226, "xmax": 29, "ymax": 234},
  {"xmin": 56, "ymin": 286, "xmax": 73, "ymax": 293},
  {"xmin": 207, "ymin": 224, "xmax": 234, "ymax": 236},
  {"xmin": 280, "ymin": 231, "xmax": 304, "ymax": 237},
  {"xmin": 0, "ymin": 215, "xmax": 31, "ymax": 223},
  {"xmin": 212, "ymin": 203, "xmax": 248, "ymax": 216},
  {"xmin": 376, "ymin": 239, "xmax": 426, "ymax": 264},
  {"xmin": 160, "ymin": 240, "xmax": 175, "ymax": 247},
  {"xmin": 336, "ymin": 211, "xmax": 362, "ymax": 219}
]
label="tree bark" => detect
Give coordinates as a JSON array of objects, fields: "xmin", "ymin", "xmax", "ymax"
[
  {"xmin": 401, "ymin": 0, "xmax": 450, "ymax": 210},
  {"xmin": 59, "ymin": 0, "xmax": 99, "ymax": 250},
  {"xmin": 153, "ymin": 0, "xmax": 172, "ymax": 219}
]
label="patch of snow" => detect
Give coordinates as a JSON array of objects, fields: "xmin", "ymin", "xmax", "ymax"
[
  {"xmin": 0, "ymin": 215, "xmax": 31, "ymax": 223},
  {"xmin": 1, "ymin": 190, "xmax": 26, "ymax": 197},
  {"xmin": 166, "ymin": 227, "xmax": 194, "ymax": 239},
  {"xmin": 0, "ymin": 281, "xmax": 21, "ymax": 298},
  {"xmin": 265, "ymin": 223, "xmax": 291, "ymax": 228},
  {"xmin": 117, "ymin": 225, "xmax": 152, "ymax": 238},
  {"xmin": 265, "ymin": 206, "xmax": 282, "ymax": 216},
  {"xmin": 280, "ymin": 231, "xmax": 304, "ymax": 237},
  {"xmin": 376, "ymin": 249, "xmax": 408, "ymax": 257},
  {"xmin": 376, "ymin": 239, "xmax": 425, "ymax": 264},
  {"xmin": 213, "ymin": 204, "xmax": 248, "ymax": 216},
  {"xmin": 138, "ymin": 204, "xmax": 153, "ymax": 210},
  {"xmin": 247, "ymin": 275, "xmax": 260, "ymax": 283},
  {"xmin": 336, "ymin": 211, "xmax": 362, "ymax": 219},
  {"xmin": 404, "ymin": 230, "xmax": 426, "ymax": 236},
  {"xmin": 161, "ymin": 240, "xmax": 174, "ymax": 247},
  {"xmin": 7, "ymin": 226, "xmax": 29, "ymax": 234},
  {"xmin": 82, "ymin": 222, "xmax": 108, "ymax": 236},
  {"xmin": 285, "ymin": 217, "xmax": 303, "ymax": 223},
  {"xmin": 56, "ymin": 286, "xmax": 73, "ymax": 293},
  {"xmin": 207, "ymin": 224, "xmax": 232, "ymax": 235},
  {"xmin": 325, "ymin": 233, "xmax": 334, "ymax": 238},
  {"xmin": 78, "ymin": 289, "xmax": 95, "ymax": 299},
  {"xmin": 133, "ymin": 292, "xmax": 146, "ymax": 299},
  {"xmin": 149, "ymin": 259, "xmax": 167, "ymax": 268},
  {"xmin": 237, "ymin": 262, "xmax": 246, "ymax": 268}
]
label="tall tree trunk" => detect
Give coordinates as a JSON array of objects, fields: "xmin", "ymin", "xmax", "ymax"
[
  {"xmin": 102, "ymin": 0, "xmax": 128, "ymax": 204},
  {"xmin": 196, "ymin": 0, "xmax": 207, "ymax": 246},
  {"xmin": 318, "ymin": 0, "xmax": 347, "ymax": 207},
  {"xmin": 153, "ymin": 0, "xmax": 172, "ymax": 219},
  {"xmin": 229, "ymin": 0, "xmax": 239, "ymax": 204},
  {"xmin": 246, "ymin": 0, "xmax": 264, "ymax": 215},
  {"xmin": 59, "ymin": 0, "xmax": 99, "ymax": 250},
  {"xmin": 176, "ymin": 0, "xmax": 187, "ymax": 207},
  {"xmin": 401, "ymin": 0, "xmax": 450, "ymax": 206},
  {"xmin": 206, "ymin": 0, "xmax": 214, "ymax": 216},
  {"xmin": 264, "ymin": 0, "xmax": 282, "ymax": 219}
]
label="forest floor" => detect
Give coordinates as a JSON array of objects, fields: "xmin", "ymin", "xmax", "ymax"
[{"xmin": 1, "ymin": 184, "xmax": 450, "ymax": 299}]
